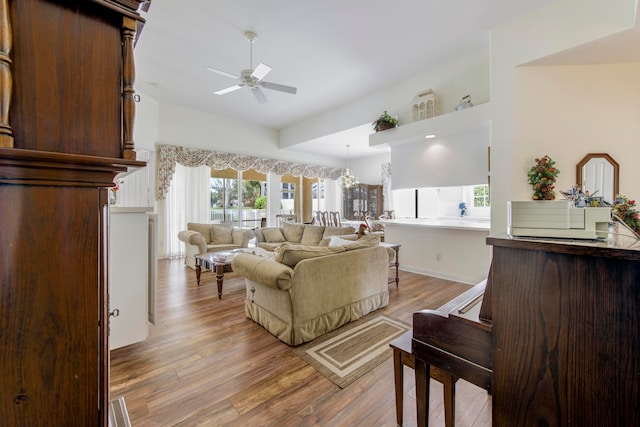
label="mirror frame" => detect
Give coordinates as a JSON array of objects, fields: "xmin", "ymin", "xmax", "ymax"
[{"xmin": 576, "ymin": 153, "xmax": 619, "ymax": 199}]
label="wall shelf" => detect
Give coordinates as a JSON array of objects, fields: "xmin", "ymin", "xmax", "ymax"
[{"xmin": 369, "ymin": 102, "xmax": 491, "ymax": 148}]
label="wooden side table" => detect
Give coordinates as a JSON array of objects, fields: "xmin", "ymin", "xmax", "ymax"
[
  {"xmin": 381, "ymin": 242, "xmax": 401, "ymax": 287},
  {"xmin": 390, "ymin": 330, "xmax": 458, "ymax": 427}
]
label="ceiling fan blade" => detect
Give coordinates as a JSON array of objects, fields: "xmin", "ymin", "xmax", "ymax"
[
  {"xmin": 261, "ymin": 81, "xmax": 297, "ymax": 94},
  {"xmin": 251, "ymin": 63, "xmax": 272, "ymax": 81},
  {"xmin": 207, "ymin": 67, "xmax": 239, "ymax": 80},
  {"xmin": 214, "ymin": 85, "xmax": 243, "ymax": 95},
  {"xmin": 252, "ymin": 87, "xmax": 268, "ymax": 104}
]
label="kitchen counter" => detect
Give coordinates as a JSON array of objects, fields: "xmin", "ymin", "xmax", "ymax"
[{"xmin": 383, "ymin": 218, "xmax": 490, "ymax": 232}]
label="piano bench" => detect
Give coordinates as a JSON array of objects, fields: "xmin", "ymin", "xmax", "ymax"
[{"xmin": 390, "ymin": 330, "xmax": 458, "ymax": 427}]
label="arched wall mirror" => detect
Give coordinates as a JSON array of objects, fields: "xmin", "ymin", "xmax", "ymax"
[{"xmin": 576, "ymin": 153, "xmax": 619, "ymax": 204}]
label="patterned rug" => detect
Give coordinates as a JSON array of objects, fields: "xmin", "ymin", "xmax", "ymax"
[{"xmin": 295, "ymin": 314, "xmax": 410, "ymax": 388}]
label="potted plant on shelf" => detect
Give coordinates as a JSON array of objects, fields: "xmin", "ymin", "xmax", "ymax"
[{"xmin": 372, "ymin": 110, "xmax": 398, "ymax": 132}]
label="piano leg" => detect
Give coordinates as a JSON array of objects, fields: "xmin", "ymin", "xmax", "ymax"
[
  {"xmin": 393, "ymin": 347, "xmax": 404, "ymax": 425},
  {"xmin": 415, "ymin": 358, "xmax": 430, "ymax": 427},
  {"xmin": 440, "ymin": 371, "xmax": 456, "ymax": 427}
]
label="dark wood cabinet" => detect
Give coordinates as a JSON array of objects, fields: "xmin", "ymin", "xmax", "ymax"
[
  {"xmin": 487, "ymin": 234, "xmax": 640, "ymax": 426},
  {"xmin": 343, "ymin": 183, "xmax": 383, "ymax": 220},
  {"xmin": 0, "ymin": 1, "xmax": 146, "ymax": 425}
]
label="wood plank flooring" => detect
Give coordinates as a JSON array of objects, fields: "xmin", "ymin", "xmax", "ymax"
[{"xmin": 109, "ymin": 258, "xmax": 492, "ymax": 426}]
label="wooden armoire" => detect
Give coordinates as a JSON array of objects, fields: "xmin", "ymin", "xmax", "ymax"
[{"xmin": 0, "ymin": 0, "xmax": 147, "ymax": 425}]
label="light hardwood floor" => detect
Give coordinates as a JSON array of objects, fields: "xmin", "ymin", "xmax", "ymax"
[{"xmin": 109, "ymin": 258, "xmax": 492, "ymax": 426}]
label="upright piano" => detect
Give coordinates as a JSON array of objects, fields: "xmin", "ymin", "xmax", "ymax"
[{"xmin": 412, "ymin": 232, "xmax": 640, "ymax": 426}]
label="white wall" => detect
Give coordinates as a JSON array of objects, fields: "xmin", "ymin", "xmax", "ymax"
[
  {"xmin": 490, "ymin": 0, "xmax": 638, "ymax": 234},
  {"xmin": 280, "ymin": 48, "xmax": 490, "ymax": 148},
  {"xmin": 385, "ymin": 224, "xmax": 491, "ymax": 285},
  {"xmin": 115, "ymin": 91, "xmax": 159, "ymax": 208},
  {"xmin": 134, "ymin": 90, "xmax": 160, "ymax": 152},
  {"xmin": 157, "ymin": 102, "xmax": 341, "ymax": 167},
  {"xmin": 514, "ymin": 63, "xmax": 640, "ymax": 201},
  {"xmin": 349, "ymin": 152, "xmax": 390, "ymax": 185}
]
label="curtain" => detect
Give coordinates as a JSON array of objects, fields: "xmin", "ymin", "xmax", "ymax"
[
  {"xmin": 157, "ymin": 144, "xmax": 344, "ymax": 200},
  {"xmin": 163, "ymin": 163, "xmax": 211, "ymax": 258},
  {"xmin": 382, "ymin": 162, "xmax": 393, "ymax": 211}
]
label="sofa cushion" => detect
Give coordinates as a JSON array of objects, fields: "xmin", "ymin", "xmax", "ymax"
[
  {"xmin": 210, "ymin": 224, "xmax": 233, "ymax": 244},
  {"xmin": 322, "ymin": 226, "xmax": 355, "ymax": 239},
  {"xmin": 300, "ymin": 225, "xmax": 326, "ymax": 246},
  {"xmin": 187, "ymin": 222, "xmax": 213, "ymax": 243},
  {"xmin": 274, "ymin": 243, "xmax": 345, "ymax": 268},
  {"xmin": 263, "ymin": 228, "xmax": 286, "ymax": 243},
  {"xmin": 281, "ymin": 222, "xmax": 305, "ymax": 243}
]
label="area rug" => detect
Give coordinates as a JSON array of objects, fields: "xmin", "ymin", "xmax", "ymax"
[{"xmin": 295, "ymin": 314, "xmax": 410, "ymax": 388}]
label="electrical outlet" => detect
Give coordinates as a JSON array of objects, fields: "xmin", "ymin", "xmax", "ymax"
[{"xmin": 436, "ymin": 253, "xmax": 441, "ymax": 261}]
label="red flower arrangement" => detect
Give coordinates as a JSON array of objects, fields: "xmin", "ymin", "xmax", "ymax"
[
  {"xmin": 527, "ymin": 155, "xmax": 560, "ymax": 200},
  {"xmin": 612, "ymin": 196, "xmax": 640, "ymax": 235}
]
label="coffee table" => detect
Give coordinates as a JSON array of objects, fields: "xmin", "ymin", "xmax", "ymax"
[{"xmin": 194, "ymin": 250, "xmax": 239, "ymax": 299}]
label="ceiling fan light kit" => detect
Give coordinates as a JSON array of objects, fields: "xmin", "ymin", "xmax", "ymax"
[{"xmin": 208, "ymin": 31, "xmax": 297, "ymax": 104}]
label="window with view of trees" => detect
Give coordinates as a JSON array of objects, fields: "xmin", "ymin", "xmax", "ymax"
[
  {"xmin": 210, "ymin": 168, "xmax": 266, "ymax": 225},
  {"xmin": 473, "ymin": 184, "xmax": 490, "ymax": 208}
]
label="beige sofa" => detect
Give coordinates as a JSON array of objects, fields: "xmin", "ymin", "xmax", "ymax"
[
  {"xmin": 178, "ymin": 222, "xmax": 255, "ymax": 269},
  {"xmin": 254, "ymin": 221, "xmax": 356, "ymax": 251},
  {"xmin": 231, "ymin": 236, "xmax": 393, "ymax": 345}
]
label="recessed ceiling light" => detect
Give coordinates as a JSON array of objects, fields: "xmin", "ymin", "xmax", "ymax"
[{"xmin": 424, "ymin": 134, "xmax": 436, "ymax": 139}]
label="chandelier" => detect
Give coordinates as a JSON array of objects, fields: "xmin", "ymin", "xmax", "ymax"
[{"xmin": 340, "ymin": 145, "xmax": 358, "ymax": 188}]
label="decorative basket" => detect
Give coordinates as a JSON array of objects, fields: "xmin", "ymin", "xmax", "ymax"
[{"xmin": 376, "ymin": 122, "xmax": 396, "ymax": 132}]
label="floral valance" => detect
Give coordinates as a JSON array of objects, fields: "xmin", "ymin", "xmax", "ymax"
[{"xmin": 157, "ymin": 144, "xmax": 345, "ymax": 200}]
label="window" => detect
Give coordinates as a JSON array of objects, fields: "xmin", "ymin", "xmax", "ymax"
[
  {"xmin": 473, "ymin": 185, "xmax": 490, "ymax": 208},
  {"xmin": 209, "ymin": 173, "xmax": 237, "ymax": 223},
  {"xmin": 281, "ymin": 183, "xmax": 296, "ymax": 199},
  {"xmin": 312, "ymin": 181, "xmax": 324, "ymax": 199},
  {"xmin": 210, "ymin": 168, "xmax": 267, "ymax": 226}
]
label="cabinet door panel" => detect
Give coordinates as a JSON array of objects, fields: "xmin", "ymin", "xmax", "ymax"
[
  {"xmin": 0, "ymin": 185, "xmax": 102, "ymax": 425},
  {"xmin": 10, "ymin": 0, "xmax": 122, "ymax": 157}
]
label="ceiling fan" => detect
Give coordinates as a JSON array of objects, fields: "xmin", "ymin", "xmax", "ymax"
[{"xmin": 207, "ymin": 31, "xmax": 297, "ymax": 104}]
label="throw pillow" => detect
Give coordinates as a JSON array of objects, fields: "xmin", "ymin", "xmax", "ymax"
[
  {"xmin": 275, "ymin": 243, "xmax": 345, "ymax": 268},
  {"xmin": 187, "ymin": 223, "xmax": 213, "ymax": 243},
  {"xmin": 329, "ymin": 234, "xmax": 380, "ymax": 251},
  {"xmin": 300, "ymin": 225, "xmax": 326, "ymax": 245},
  {"xmin": 281, "ymin": 222, "xmax": 305, "ymax": 243},
  {"xmin": 328, "ymin": 236, "xmax": 356, "ymax": 247},
  {"xmin": 210, "ymin": 224, "xmax": 233, "ymax": 244},
  {"xmin": 263, "ymin": 228, "xmax": 286, "ymax": 243}
]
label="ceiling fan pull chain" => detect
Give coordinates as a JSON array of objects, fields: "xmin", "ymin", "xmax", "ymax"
[{"xmin": 248, "ymin": 35, "xmax": 253, "ymax": 70}]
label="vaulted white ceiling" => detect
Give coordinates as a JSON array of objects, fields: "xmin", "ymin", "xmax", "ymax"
[{"xmin": 134, "ymin": 0, "xmax": 555, "ymax": 157}]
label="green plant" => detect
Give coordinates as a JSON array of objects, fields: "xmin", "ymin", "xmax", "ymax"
[
  {"xmin": 254, "ymin": 195, "xmax": 267, "ymax": 209},
  {"xmin": 372, "ymin": 110, "xmax": 398, "ymax": 132},
  {"xmin": 527, "ymin": 155, "xmax": 560, "ymax": 200}
]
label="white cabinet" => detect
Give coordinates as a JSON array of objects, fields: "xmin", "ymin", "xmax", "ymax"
[{"xmin": 109, "ymin": 208, "xmax": 152, "ymax": 349}]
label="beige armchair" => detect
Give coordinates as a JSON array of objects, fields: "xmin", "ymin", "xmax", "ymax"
[{"xmin": 177, "ymin": 222, "xmax": 255, "ymax": 269}]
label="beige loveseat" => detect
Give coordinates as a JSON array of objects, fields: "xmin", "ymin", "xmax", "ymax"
[
  {"xmin": 231, "ymin": 236, "xmax": 393, "ymax": 345},
  {"xmin": 254, "ymin": 222, "xmax": 356, "ymax": 251},
  {"xmin": 177, "ymin": 222, "xmax": 255, "ymax": 269}
]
